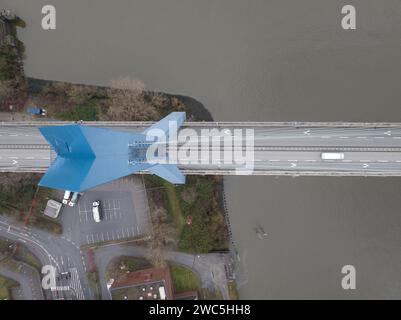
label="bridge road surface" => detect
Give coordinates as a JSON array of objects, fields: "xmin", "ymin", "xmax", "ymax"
[{"xmin": 2, "ymin": 122, "xmax": 401, "ymax": 176}]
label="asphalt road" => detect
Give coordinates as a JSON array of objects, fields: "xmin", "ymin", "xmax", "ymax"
[
  {"xmin": 0, "ymin": 216, "xmax": 92, "ymax": 300},
  {"xmin": 0, "ymin": 263, "xmax": 43, "ymax": 300},
  {"xmin": 2, "ymin": 124, "xmax": 401, "ymax": 175}
]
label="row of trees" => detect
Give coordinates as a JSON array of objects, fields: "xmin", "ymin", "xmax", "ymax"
[{"xmin": 0, "ymin": 40, "xmax": 27, "ymax": 111}]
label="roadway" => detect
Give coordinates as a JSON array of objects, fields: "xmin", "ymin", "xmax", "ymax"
[
  {"xmin": 0, "ymin": 216, "xmax": 92, "ymax": 300},
  {"xmin": 2, "ymin": 122, "xmax": 401, "ymax": 176},
  {"xmin": 0, "ymin": 262, "xmax": 44, "ymax": 300}
]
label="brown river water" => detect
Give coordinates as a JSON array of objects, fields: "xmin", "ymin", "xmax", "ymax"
[{"xmin": 3, "ymin": 0, "xmax": 401, "ymax": 298}]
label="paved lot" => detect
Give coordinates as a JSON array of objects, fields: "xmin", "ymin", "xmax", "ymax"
[{"xmin": 61, "ymin": 176, "xmax": 151, "ymax": 246}]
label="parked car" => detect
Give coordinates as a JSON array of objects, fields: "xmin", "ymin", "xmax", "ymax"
[
  {"xmin": 27, "ymin": 106, "xmax": 46, "ymax": 116},
  {"xmin": 92, "ymin": 201, "xmax": 102, "ymax": 223},
  {"xmin": 62, "ymin": 190, "xmax": 71, "ymax": 205},
  {"xmin": 68, "ymin": 192, "xmax": 80, "ymax": 207}
]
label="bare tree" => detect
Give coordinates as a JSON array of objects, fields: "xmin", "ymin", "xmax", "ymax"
[{"xmin": 106, "ymin": 76, "xmax": 160, "ymax": 121}]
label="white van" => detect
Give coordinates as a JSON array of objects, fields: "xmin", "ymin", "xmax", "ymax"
[
  {"xmin": 92, "ymin": 201, "xmax": 102, "ymax": 223},
  {"xmin": 321, "ymin": 152, "xmax": 345, "ymax": 160},
  {"xmin": 62, "ymin": 191, "xmax": 71, "ymax": 205}
]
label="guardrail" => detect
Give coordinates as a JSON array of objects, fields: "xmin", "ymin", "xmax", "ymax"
[
  {"xmin": 3, "ymin": 167, "xmax": 401, "ymax": 177},
  {"xmin": 3, "ymin": 121, "xmax": 401, "ymax": 128}
]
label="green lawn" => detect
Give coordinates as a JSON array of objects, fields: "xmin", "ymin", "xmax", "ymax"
[
  {"xmin": 13, "ymin": 245, "xmax": 41, "ymax": 271},
  {"xmin": 87, "ymin": 271, "xmax": 101, "ymax": 300},
  {"xmin": 106, "ymin": 256, "xmax": 151, "ymax": 280},
  {"xmin": 144, "ymin": 175, "xmax": 228, "ymax": 254},
  {"xmin": 228, "ymin": 281, "xmax": 239, "ymax": 300},
  {"xmin": 169, "ymin": 264, "xmax": 200, "ymax": 293},
  {"xmin": 55, "ymin": 104, "xmax": 98, "ymax": 121},
  {"xmin": 0, "ymin": 239, "xmax": 11, "ymax": 254},
  {"xmin": 163, "ymin": 182, "xmax": 185, "ymax": 233},
  {"xmin": 0, "ymin": 276, "xmax": 19, "ymax": 300},
  {"xmin": 0, "ymin": 175, "xmax": 62, "ymax": 235}
]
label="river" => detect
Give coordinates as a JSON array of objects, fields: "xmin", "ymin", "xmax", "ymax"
[{"xmin": 3, "ymin": 0, "xmax": 401, "ymax": 298}]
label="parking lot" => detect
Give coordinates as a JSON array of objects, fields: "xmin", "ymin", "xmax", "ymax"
[{"xmin": 60, "ymin": 176, "xmax": 151, "ymax": 246}]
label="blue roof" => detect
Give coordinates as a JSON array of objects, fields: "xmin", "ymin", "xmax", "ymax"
[{"xmin": 38, "ymin": 112, "xmax": 186, "ymax": 192}]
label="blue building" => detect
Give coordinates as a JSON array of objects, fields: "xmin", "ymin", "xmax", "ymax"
[{"xmin": 38, "ymin": 112, "xmax": 186, "ymax": 192}]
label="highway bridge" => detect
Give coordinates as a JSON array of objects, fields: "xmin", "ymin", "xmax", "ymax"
[{"xmin": 2, "ymin": 121, "xmax": 401, "ymax": 177}]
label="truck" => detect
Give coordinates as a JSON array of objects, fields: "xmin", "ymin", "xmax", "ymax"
[
  {"xmin": 321, "ymin": 152, "xmax": 345, "ymax": 160},
  {"xmin": 27, "ymin": 106, "xmax": 46, "ymax": 116}
]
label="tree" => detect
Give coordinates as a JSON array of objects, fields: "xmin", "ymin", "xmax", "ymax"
[{"xmin": 106, "ymin": 76, "xmax": 160, "ymax": 121}]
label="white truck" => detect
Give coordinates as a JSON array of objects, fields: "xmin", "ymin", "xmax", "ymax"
[
  {"xmin": 321, "ymin": 152, "xmax": 345, "ymax": 160},
  {"xmin": 62, "ymin": 191, "xmax": 71, "ymax": 205}
]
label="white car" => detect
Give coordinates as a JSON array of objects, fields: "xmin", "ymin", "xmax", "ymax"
[
  {"xmin": 68, "ymin": 192, "xmax": 79, "ymax": 207},
  {"xmin": 92, "ymin": 201, "xmax": 102, "ymax": 223},
  {"xmin": 62, "ymin": 190, "xmax": 71, "ymax": 205},
  {"xmin": 321, "ymin": 152, "xmax": 345, "ymax": 160}
]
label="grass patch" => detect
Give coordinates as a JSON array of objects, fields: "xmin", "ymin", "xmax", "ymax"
[
  {"xmin": 169, "ymin": 264, "xmax": 200, "ymax": 293},
  {"xmin": 107, "ymin": 256, "xmax": 151, "ymax": 280},
  {"xmin": 163, "ymin": 182, "xmax": 185, "ymax": 233},
  {"xmin": 176, "ymin": 176, "xmax": 228, "ymax": 253},
  {"xmin": 0, "ymin": 239, "xmax": 12, "ymax": 254},
  {"xmin": 0, "ymin": 174, "xmax": 62, "ymax": 234},
  {"xmin": 87, "ymin": 271, "xmax": 101, "ymax": 300},
  {"xmin": 228, "ymin": 281, "xmax": 239, "ymax": 300},
  {"xmin": 13, "ymin": 245, "xmax": 41, "ymax": 272},
  {"xmin": 55, "ymin": 104, "xmax": 98, "ymax": 121},
  {"xmin": 145, "ymin": 175, "xmax": 228, "ymax": 254},
  {"xmin": 0, "ymin": 275, "xmax": 19, "ymax": 300}
]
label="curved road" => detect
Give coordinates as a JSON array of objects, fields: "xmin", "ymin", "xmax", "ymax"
[
  {"xmin": 0, "ymin": 215, "xmax": 92, "ymax": 300},
  {"xmin": 0, "ymin": 262, "xmax": 43, "ymax": 300}
]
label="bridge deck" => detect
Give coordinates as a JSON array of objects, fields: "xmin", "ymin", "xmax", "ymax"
[{"xmin": 2, "ymin": 122, "xmax": 401, "ymax": 177}]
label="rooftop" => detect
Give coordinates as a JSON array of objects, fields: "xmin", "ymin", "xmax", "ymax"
[
  {"xmin": 110, "ymin": 266, "xmax": 174, "ymax": 300},
  {"xmin": 43, "ymin": 199, "xmax": 62, "ymax": 219}
]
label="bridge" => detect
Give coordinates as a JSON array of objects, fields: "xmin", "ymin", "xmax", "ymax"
[{"xmin": 2, "ymin": 120, "xmax": 401, "ymax": 182}]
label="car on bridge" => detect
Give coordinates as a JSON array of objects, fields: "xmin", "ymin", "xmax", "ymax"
[{"xmin": 321, "ymin": 152, "xmax": 345, "ymax": 160}]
